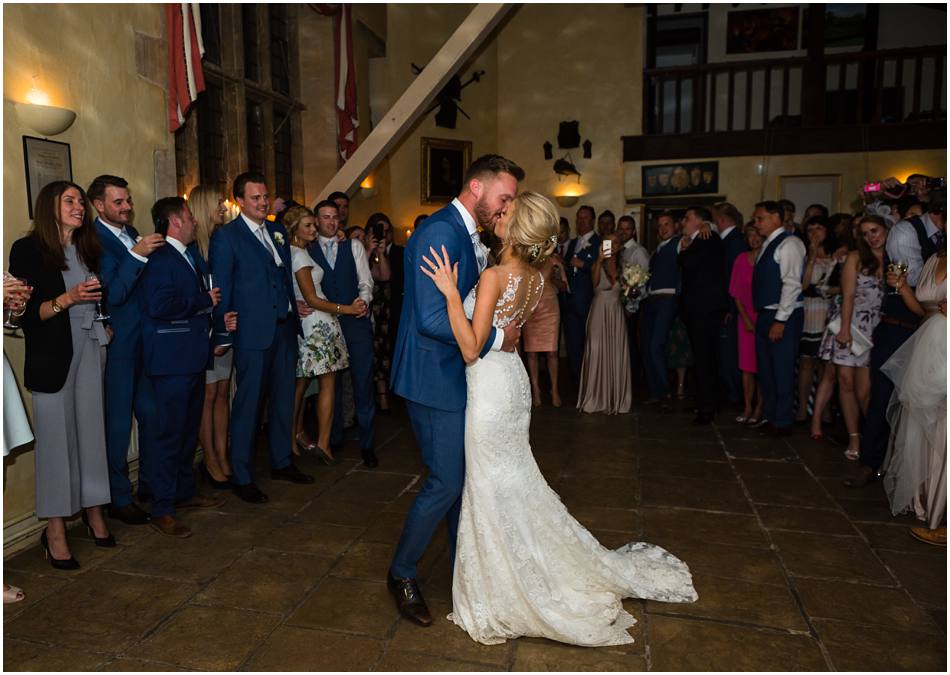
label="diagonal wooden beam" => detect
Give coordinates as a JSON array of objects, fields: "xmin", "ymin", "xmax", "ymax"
[{"xmin": 317, "ymin": 3, "xmax": 513, "ymax": 201}]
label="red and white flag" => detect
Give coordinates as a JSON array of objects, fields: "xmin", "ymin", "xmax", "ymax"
[
  {"xmin": 335, "ymin": 4, "xmax": 359, "ymax": 163},
  {"xmin": 167, "ymin": 3, "xmax": 206, "ymax": 133}
]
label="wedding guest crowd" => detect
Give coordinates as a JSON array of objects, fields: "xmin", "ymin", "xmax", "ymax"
[{"xmin": 6, "ymin": 159, "xmax": 946, "ymax": 572}]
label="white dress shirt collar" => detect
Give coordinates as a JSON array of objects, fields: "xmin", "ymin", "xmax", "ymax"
[
  {"xmin": 657, "ymin": 235, "xmax": 675, "ymax": 250},
  {"xmin": 451, "ymin": 198, "xmax": 478, "ymax": 237},
  {"xmin": 317, "ymin": 234, "xmax": 338, "ymax": 248},
  {"xmin": 240, "ymin": 212, "xmax": 266, "ymax": 231},
  {"xmin": 719, "ymin": 225, "xmax": 736, "ymax": 241},
  {"xmin": 97, "ymin": 217, "xmax": 128, "ymax": 240},
  {"xmin": 575, "ymin": 230, "xmax": 595, "ymax": 250},
  {"xmin": 166, "ymin": 236, "xmax": 189, "ymax": 256}
]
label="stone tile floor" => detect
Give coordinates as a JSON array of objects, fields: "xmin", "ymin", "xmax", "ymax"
[{"xmin": 3, "ymin": 397, "xmax": 946, "ymax": 671}]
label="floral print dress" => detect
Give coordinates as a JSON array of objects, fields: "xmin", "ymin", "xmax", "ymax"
[
  {"xmin": 818, "ymin": 271, "xmax": 883, "ymax": 368},
  {"xmin": 291, "ymin": 246, "xmax": 350, "ymax": 377}
]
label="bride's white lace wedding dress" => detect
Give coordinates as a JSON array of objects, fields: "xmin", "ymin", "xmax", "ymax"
[{"xmin": 448, "ymin": 271, "xmax": 697, "ymax": 647}]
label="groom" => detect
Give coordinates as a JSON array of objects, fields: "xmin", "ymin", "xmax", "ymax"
[{"xmin": 388, "ymin": 155, "xmax": 524, "ymax": 626}]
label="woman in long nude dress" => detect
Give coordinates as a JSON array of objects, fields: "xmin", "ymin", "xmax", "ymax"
[{"xmin": 577, "ymin": 234, "xmax": 633, "ymax": 414}]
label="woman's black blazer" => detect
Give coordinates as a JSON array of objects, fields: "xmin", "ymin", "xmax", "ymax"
[{"xmin": 8, "ymin": 234, "xmax": 73, "ymax": 393}]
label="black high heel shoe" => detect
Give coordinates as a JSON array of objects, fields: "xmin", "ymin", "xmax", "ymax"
[
  {"xmin": 314, "ymin": 447, "xmax": 337, "ymax": 466},
  {"xmin": 40, "ymin": 529, "xmax": 80, "ymax": 570},
  {"xmin": 81, "ymin": 512, "xmax": 116, "ymax": 548},
  {"xmin": 201, "ymin": 463, "xmax": 232, "ymax": 490}
]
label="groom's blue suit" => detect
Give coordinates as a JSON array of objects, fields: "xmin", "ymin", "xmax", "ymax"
[{"xmin": 389, "ymin": 203, "xmax": 497, "ymax": 579}]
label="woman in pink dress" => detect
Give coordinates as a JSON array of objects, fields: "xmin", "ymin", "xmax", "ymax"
[
  {"xmin": 523, "ymin": 256, "xmax": 568, "ymax": 407},
  {"xmin": 729, "ymin": 224, "xmax": 764, "ymax": 424}
]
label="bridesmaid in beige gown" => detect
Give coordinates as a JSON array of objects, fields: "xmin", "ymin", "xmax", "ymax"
[{"xmin": 577, "ymin": 235, "xmax": 633, "ymax": 414}]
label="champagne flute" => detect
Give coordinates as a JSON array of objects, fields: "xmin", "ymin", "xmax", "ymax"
[
  {"xmin": 86, "ymin": 274, "xmax": 110, "ymax": 322},
  {"xmin": 3, "ymin": 273, "xmax": 28, "ymax": 337},
  {"xmin": 887, "ymin": 260, "xmax": 908, "ymax": 295},
  {"xmin": 204, "ymin": 273, "xmax": 215, "ymax": 292}
]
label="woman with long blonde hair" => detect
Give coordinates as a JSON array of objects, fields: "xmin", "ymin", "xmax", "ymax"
[{"xmin": 188, "ymin": 185, "xmax": 233, "ymax": 487}]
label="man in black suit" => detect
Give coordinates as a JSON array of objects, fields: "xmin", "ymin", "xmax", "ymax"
[
  {"xmin": 678, "ymin": 206, "xmax": 727, "ymax": 425},
  {"xmin": 713, "ymin": 202, "xmax": 749, "ymax": 406}
]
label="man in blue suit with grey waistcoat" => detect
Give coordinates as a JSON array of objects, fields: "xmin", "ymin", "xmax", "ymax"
[{"xmin": 387, "ymin": 155, "xmax": 524, "ymax": 627}]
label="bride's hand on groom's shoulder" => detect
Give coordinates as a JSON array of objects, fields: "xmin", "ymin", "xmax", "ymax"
[{"xmin": 421, "ymin": 244, "xmax": 459, "ymax": 298}]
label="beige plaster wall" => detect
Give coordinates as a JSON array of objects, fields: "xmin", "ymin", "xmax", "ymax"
[
  {"xmin": 623, "ymin": 149, "xmax": 948, "ymax": 225},
  {"xmin": 497, "ymin": 4, "xmax": 643, "ymax": 232},
  {"xmin": 3, "ymin": 3, "xmax": 168, "ymax": 548}
]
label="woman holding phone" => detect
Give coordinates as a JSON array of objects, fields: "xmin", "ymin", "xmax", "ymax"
[{"xmin": 577, "ymin": 233, "xmax": 632, "ymax": 414}]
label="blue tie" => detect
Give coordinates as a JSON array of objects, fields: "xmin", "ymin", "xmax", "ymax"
[
  {"xmin": 184, "ymin": 248, "xmax": 197, "ymax": 272},
  {"xmin": 472, "ymin": 233, "xmax": 487, "ymax": 273},
  {"xmin": 324, "ymin": 240, "xmax": 337, "ymax": 268}
]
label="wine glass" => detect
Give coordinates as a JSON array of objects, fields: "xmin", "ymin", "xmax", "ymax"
[
  {"xmin": 204, "ymin": 273, "xmax": 215, "ymax": 292},
  {"xmin": 3, "ymin": 273, "xmax": 28, "ymax": 337},
  {"xmin": 887, "ymin": 260, "xmax": 908, "ymax": 295},
  {"xmin": 86, "ymin": 274, "xmax": 110, "ymax": 322}
]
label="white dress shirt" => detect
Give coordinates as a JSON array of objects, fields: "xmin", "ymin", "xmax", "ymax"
[
  {"xmin": 571, "ymin": 230, "xmax": 595, "ymax": 257},
  {"xmin": 620, "ymin": 237, "xmax": 650, "ymax": 270},
  {"xmin": 450, "ymin": 198, "xmax": 504, "ymax": 352},
  {"xmin": 649, "ymin": 236, "xmax": 678, "ymax": 296},
  {"xmin": 317, "ymin": 235, "xmax": 374, "ymax": 307},
  {"xmin": 886, "ymin": 213, "xmax": 940, "ymax": 286},
  {"xmin": 241, "ymin": 213, "xmax": 283, "ymax": 267},
  {"xmin": 100, "ymin": 218, "xmax": 148, "ymax": 263},
  {"xmin": 166, "ymin": 236, "xmax": 213, "ymax": 315},
  {"xmin": 718, "ymin": 225, "xmax": 737, "ymax": 242},
  {"xmin": 756, "ymin": 228, "xmax": 806, "ymax": 321}
]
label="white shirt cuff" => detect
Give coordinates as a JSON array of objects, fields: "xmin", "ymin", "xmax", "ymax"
[
  {"xmin": 130, "ymin": 251, "xmax": 148, "ymax": 264},
  {"xmin": 490, "ymin": 328, "xmax": 504, "ymax": 352}
]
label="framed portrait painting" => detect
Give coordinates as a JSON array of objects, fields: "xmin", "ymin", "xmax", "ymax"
[
  {"xmin": 642, "ymin": 161, "xmax": 719, "ymax": 197},
  {"xmin": 23, "ymin": 136, "xmax": 73, "ymax": 219},
  {"xmin": 421, "ymin": 137, "xmax": 472, "ymax": 205}
]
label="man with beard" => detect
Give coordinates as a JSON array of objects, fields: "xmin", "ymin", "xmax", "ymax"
[
  {"xmin": 387, "ymin": 154, "xmax": 524, "ymax": 626},
  {"xmin": 91, "ymin": 174, "xmax": 165, "ymax": 524}
]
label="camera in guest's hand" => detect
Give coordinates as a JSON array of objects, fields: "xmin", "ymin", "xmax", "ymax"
[{"xmin": 863, "ymin": 175, "xmax": 945, "ymax": 198}]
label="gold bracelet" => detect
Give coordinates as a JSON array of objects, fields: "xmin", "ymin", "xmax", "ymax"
[{"xmin": 336, "ymin": 304, "xmax": 341, "ymax": 315}]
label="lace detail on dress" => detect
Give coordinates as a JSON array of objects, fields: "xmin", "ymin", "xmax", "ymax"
[
  {"xmin": 449, "ymin": 267, "xmax": 697, "ymax": 646},
  {"xmin": 463, "ymin": 270, "xmax": 545, "ymax": 329}
]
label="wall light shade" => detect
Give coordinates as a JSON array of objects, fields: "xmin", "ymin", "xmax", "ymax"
[
  {"xmin": 14, "ymin": 102, "xmax": 76, "ymax": 136},
  {"xmin": 555, "ymin": 195, "xmax": 580, "ymax": 207}
]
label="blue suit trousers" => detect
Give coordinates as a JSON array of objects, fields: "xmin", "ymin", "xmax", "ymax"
[
  {"xmin": 641, "ymin": 296, "xmax": 678, "ymax": 400},
  {"xmin": 390, "ymin": 400, "xmax": 465, "ymax": 579},
  {"xmin": 230, "ymin": 319, "xmax": 297, "ymax": 485},
  {"xmin": 332, "ymin": 330, "xmax": 376, "ymax": 450},
  {"xmin": 859, "ymin": 322, "xmax": 915, "ymax": 471},
  {"xmin": 103, "ymin": 355, "xmax": 156, "ymax": 507},
  {"xmin": 147, "ymin": 373, "xmax": 203, "ymax": 517},
  {"xmin": 755, "ymin": 308, "xmax": 803, "ymax": 429}
]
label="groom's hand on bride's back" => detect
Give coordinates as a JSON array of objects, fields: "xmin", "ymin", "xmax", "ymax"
[{"xmin": 501, "ymin": 323, "xmax": 521, "ymax": 352}]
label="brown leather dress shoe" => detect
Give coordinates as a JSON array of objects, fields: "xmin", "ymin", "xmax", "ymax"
[
  {"xmin": 150, "ymin": 515, "xmax": 192, "ymax": 538},
  {"xmin": 842, "ymin": 464, "xmax": 877, "ymax": 488},
  {"xmin": 387, "ymin": 573, "xmax": 432, "ymax": 626},
  {"xmin": 176, "ymin": 494, "xmax": 226, "ymax": 509}
]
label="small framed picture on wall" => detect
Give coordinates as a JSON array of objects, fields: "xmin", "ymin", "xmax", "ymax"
[
  {"xmin": 421, "ymin": 137, "xmax": 472, "ymax": 205},
  {"xmin": 23, "ymin": 136, "xmax": 73, "ymax": 219}
]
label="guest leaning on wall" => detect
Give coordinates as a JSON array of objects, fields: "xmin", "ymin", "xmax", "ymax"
[{"xmin": 8, "ymin": 181, "xmax": 115, "ymax": 570}]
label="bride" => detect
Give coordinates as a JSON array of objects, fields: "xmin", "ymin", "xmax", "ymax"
[{"xmin": 420, "ymin": 191, "xmax": 697, "ymax": 647}]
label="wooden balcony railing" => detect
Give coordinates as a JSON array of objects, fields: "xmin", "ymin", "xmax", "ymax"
[{"xmin": 644, "ymin": 46, "xmax": 946, "ymax": 136}]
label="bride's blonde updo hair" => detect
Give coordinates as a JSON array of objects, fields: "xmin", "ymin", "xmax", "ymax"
[{"xmin": 504, "ymin": 191, "xmax": 560, "ymax": 267}]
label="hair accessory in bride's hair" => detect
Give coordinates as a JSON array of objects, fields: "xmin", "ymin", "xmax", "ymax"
[{"xmin": 529, "ymin": 242, "xmax": 543, "ymax": 259}]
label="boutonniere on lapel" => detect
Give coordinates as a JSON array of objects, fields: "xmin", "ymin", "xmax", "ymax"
[{"xmin": 272, "ymin": 232, "xmax": 286, "ymax": 247}]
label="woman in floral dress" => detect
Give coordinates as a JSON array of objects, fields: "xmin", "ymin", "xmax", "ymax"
[
  {"xmin": 286, "ymin": 206, "xmax": 364, "ymax": 464},
  {"xmin": 816, "ymin": 215, "xmax": 886, "ymax": 460}
]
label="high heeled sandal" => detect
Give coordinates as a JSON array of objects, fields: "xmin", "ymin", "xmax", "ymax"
[
  {"xmin": 40, "ymin": 530, "xmax": 80, "ymax": 570},
  {"xmin": 295, "ymin": 433, "xmax": 318, "ymax": 455},
  {"xmin": 81, "ymin": 512, "xmax": 116, "ymax": 548},
  {"xmin": 844, "ymin": 433, "xmax": 860, "ymax": 460},
  {"xmin": 314, "ymin": 447, "xmax": 337, "ymax": 466}
]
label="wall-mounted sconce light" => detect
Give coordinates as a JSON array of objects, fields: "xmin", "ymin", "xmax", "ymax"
[
  {"xmin": 555, "ymin": 195, "xmax": 580, "ymax": 208},
  {"xmin": 360, "ymin": 175, "xmax": 376, "ymax": 199},
  {"xmin": 13, "ymin": 77, "xmax": 76, "ymax": 137}
]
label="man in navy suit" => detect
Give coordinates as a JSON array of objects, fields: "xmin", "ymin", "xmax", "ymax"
[
  {"xmin": 141, "ymin": 198, "xmax": 230, "ymax": 537},
  {"xmin": 713, "ymin": 202, "xmax": 749, "ymax": 406},
  {"xmin": 308, "ymin": 199, "xmax": 378, "ymax": 468},
  {"xmin": 388, "ymin": 155, "xmax": 523, "ymax": 627},
  {"xmin": 90, "ymin": 175, "xmax": 166, "ymax": 525},
  {"xmin": 563, "ymin": 205, "xmax": 602, "ymax": 384},
  {"xmin": 210, "ymin": 172, "xmax": 314, "ymax": 504}
]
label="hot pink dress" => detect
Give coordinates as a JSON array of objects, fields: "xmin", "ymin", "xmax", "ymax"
[{"xmin": 729, "ymin": 252, "xmax": 758, "ymax": 374}]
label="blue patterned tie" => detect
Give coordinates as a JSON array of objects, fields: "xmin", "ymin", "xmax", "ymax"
[{"xmin": 472, "ymin": 233, "xmax": 487, "ymax": 273}]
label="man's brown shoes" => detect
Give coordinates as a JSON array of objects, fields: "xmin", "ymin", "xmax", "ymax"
[
  {"xmin": 387, "ymin": 573, "xmax": 432, "ymax": 626},
  {"xmin": 150, "ymin": 515, "xmax": 192, "ymax": 538}
]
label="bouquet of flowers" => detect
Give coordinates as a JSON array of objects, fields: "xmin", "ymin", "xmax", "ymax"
[{"xmin": 619, "ymin": 263, "xmax": 650, "ymax": 313}]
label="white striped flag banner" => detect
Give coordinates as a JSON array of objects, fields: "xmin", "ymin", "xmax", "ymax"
[{"xmin": 167, "ymin": 2, "xmax": 206, "ymax": 133}]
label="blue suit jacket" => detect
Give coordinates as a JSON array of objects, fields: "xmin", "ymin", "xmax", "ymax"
[
  {"xmin": 140, "ymin": 243, "xmax": 214, "ymax": 376},
  {"xmin": 96, "ymin": 219, "xmax": 147, "ymax": 360},
  {"xmin": 208, "ymin": 215, "xmax": 302, "ymax": 350},
  {"xmin": 564, "ymin": 232, "xmax": 602, "ymax": 314},
  {"xmin": 389, "ymin": 204, "xmax": 496, "ymax": 412}
]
